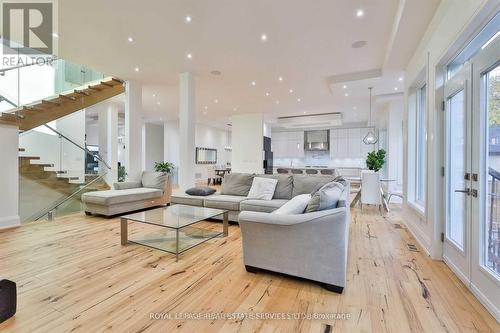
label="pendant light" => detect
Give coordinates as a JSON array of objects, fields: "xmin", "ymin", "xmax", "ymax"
[{"xmin": 363, "ymin": 87, "xmax": 378, "ymax": 145}]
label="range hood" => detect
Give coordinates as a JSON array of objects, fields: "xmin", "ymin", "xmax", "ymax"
[{"xmin": 304, "ymin": 130, "xmax": 329, "ymax": 151}]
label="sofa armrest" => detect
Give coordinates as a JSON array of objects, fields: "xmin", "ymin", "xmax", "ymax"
[
  {"xmin": 113, "ymin": 181, "xmax": 142, "ymax": 190},
  {"xmin": 238, "ymin": 207, "xmax": 345, "ymax": 226}
]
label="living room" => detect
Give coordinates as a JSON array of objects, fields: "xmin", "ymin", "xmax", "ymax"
[{"xmin": 0, "ymin": 0, "xmax": 499, "ymax": 332}]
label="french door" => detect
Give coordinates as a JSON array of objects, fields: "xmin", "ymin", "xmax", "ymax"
[{"xmin": 444, "ymin": 37, "xmax": 500, "ymax": 318}]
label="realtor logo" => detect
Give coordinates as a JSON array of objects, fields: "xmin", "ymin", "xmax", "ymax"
[{"xmin": 2, "ymin": 2, "xmax": 53, "ymax": 54}]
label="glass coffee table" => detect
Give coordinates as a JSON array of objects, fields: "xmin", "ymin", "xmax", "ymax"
[{"xmin": 120, "ymin": 204, "xmax": 229, "ymax": 261}]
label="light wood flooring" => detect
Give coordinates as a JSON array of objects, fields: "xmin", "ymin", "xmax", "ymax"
[{"xmin": 0, "ymin": 205, "xmax": 498, "ymax": 333}]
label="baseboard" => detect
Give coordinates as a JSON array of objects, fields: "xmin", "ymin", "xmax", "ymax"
[
  {"xmin": 0, "ymin": 215, "xmax": 20, "ymax": 230},
  {"xmin": 401, "ymin": 211, "xmax": 431, "ymax": 256},
  {"xmin": 442, "ymin": 254, "xmax": 470, "ymax": 286},
  {"xmin": 470, "ymin": 283, "xmax": 500, "ymax": 323}
]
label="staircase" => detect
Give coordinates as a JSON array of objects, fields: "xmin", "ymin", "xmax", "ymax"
[{"xmin": 0, "ymin": 77, "xmax": 125, "ymax": 131}]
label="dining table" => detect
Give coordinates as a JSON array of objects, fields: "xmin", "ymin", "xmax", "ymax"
[{"xmin": 215, "ymin": 168, "xmax": 231, "ymax": 177}]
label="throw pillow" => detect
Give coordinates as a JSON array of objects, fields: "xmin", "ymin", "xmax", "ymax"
[
  {"xmin": 220, "ymin": 173, "xmax": 254, "ymax": 196},
  {"xmin": 247, "ymin": 177, "xmax": 278, "ymax": 200},
  {"xmin": 305, "ymin": 181, "xmax": 345, "ymax": 213},
  {"xmin": 185, "ymin": 187, "xmax": 216, "ymax": 196},
  {"xmin": 273, "ymin": 194, "xmax": 311, "ymax": 215}
]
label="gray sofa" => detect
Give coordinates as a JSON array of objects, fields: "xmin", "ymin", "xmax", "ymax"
[
  {"xmin": 82, "ymin": 172, "xmax": 172, "ymax": 216},
  {"xmin": 171, "ymin": 173, "xmax": 350, "ymax": 293},
  {"xmin": 171, "ymin": 173, "xmax": 341, "ymax": 222}
]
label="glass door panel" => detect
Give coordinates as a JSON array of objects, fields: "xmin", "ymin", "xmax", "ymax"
[
  {"xmin": 447, "ymin": 90, "xmax": 467, "ymax": 249},
  {"xmin": 483, "ymin": 63, "xmax": 500, "ymax": 278}
]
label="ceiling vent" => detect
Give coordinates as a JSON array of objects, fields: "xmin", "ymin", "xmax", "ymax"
[{"xmin": 276, "ymin": 112, "xmax": 342, "ymax": 129}]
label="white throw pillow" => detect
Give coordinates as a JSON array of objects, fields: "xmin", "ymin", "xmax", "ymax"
[
  {"xmin": 273, "ymin": 194, "xmax": 311, "ymax": 215},
  {"xmin": 247, "ymin": 177, "xmax": 278, "ymax": 200}
]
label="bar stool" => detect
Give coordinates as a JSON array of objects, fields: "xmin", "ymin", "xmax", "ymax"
[
  {"xmin": 277, "ymin": 168, "xmax": 289, "ymax": 174},
  {"xmin": 306, "ymin": 169, "xmax": 318, "ymax": 175},
  {"xmin": 291, "ymin": 169, "xmax": 303, "ymax": 174},
  {"xmin": 320, "ymin": 169, "xmax": 334, "ymax": 175}
]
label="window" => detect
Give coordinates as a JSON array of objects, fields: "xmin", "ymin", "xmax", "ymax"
[
  {"xmin": 408, "ymin": 81, "xmax": 427, "ymax": 212},
  {"xmin": 415, "ymin": 84, "xmax": 427, "ymax": 204}
]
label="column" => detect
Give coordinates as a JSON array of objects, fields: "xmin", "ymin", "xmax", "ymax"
[
  {"xmin": 99, "ymin": 103, "xmax": 119, "ymax": 185},
  {"xmin": 0, "ymin": 124, "xmax": 20, "ymax": 229},
  {"xmin": 178, "ymin": 72, "xmax": 196, "ymax": 190},
  {"xmin": 164, "ymin": 120, "xmax": 180, "ymax": 185},
  {"xmin": 125, "ymin": 80, "xmax": 144, "ymax": 181},
  {"xmin": 231, "ymin": 113, "xmax": 264, "ymax": 174}
]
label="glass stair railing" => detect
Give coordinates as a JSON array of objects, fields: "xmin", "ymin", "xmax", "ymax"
[
  {"xmin": 0, "ymin": 37, "xmax": 124, "ymax": 130},
  {"xmin": 19, "ymin": 112, "xmax": 111, "ymax": 222}
]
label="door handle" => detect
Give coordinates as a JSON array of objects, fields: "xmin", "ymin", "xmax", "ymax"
[{"xmin": 454, "ymin": 188, "xmax": 470, "ymax": 195}]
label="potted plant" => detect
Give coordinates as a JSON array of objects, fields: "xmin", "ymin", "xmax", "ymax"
[
  {"xmin": 118, "ymin": 165, "xmax": 127, "ymax": 182},
  {"xmin": 366, "ymin": 149, "xmax": 386, "ymax": 172},
  {"xmin": 154, "ymin": 161, "xmax": 175, "ymax": 174}
]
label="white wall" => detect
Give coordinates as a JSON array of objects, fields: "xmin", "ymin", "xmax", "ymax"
[
  {"xmin": 232, "ymin": 113, "xmax": 264, "ymax": 174},
  {"xmin": 144, "ymin": 123, "xmax": 164, "ymax": 171},
  {"xmin": 0, "ymin": 124, "xmax": 20, "ymax": 229},
  {"xmin": 403, "ymin": 0, "xmax": 494, "ymax": 257}
]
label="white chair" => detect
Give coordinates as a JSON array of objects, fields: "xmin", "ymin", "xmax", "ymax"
[{"xmin": 361, "ymin": 170, "xmax": 381, "ymax": 212}]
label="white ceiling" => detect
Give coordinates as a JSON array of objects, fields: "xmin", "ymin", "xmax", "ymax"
[{"xmin": 58, "ymin": 0, "xmax": 440, "ymax": 128}]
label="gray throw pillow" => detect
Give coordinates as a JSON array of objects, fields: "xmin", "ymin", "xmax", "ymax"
[
  {"xmin": 185, "ymin": 187, "xmax": 216, "ymax": 196},
  {"xmin": 141, "ymin": 171, "xmax": 168, "ymax": 190},
  {"xmin": 305, "ymin": 181, "xmax": 345, "ymax": 213},
  {"xmin": 220, "ymin": 173, "xmax": 254, "ymax": 196}
]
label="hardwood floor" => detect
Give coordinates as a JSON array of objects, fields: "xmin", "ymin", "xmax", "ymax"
[{"xmin": 0, "ymin": 206, "xmax": 498, "ymax": 332}]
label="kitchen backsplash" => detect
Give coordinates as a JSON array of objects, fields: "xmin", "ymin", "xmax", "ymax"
[{"xmin": 274, "ymin": 149, "xmax": 366, "ymax": 168}]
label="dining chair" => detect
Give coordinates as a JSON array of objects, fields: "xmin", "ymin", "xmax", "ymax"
[
  {"xmin": 291, "ymin": 169, "xmax": 303, "ymax": 174},
  {"xmin": 207, "ymin": 165, "xmax": 221, "ymax": 185},
  {"xmin": 276, "ymin": 168, "xmax": 289, "ymax": 174},
  {"xmin": 306, "ymin": 169, "xmax": 318, "ymax": 175}
]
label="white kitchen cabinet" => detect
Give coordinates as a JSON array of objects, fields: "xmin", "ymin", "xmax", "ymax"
[
  {"xmin": 330, "ymin": 129, "xmax": 338, "ymax": 158},
  {"xmin": 348, "ymin": 128, "xmax": 361, "ymax": 158},
  {"xmin": 272, "ymin": 131, "xmax": 304, "ymax": 158}
]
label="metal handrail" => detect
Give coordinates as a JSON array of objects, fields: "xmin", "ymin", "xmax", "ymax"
[
  {"xmin": 32, "ymin": 173, "xmax": 108, "ymax": 222},
  {"xmin": 43, "ymin": 124, "xmax": 111, "ymax": 170}
]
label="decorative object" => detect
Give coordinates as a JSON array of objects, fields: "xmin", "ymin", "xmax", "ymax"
[
  {"xmin": 363, "ymin": 87, "xmax": 379, "ymax": 145},
  {"xmin": 196, "ymin": 147, "xmax": 217, "ymax": 164},
  {"xmin": 305, "ymin": 181, "xmax": 345, "ymax": 213},
  {"xmin": 185, "ymin": 187, "xmax": 216, "ymax": 196},
  {"xmin": 118, "ymin": 165, "xmax": 127, "ymax": 182},
  {"xmin": 154, "ymin": 161, "xmax": 175, "ymax": 174},
  {"xmin": 366, "ymin": 149, "xmax": 386, "ymax": 172}
]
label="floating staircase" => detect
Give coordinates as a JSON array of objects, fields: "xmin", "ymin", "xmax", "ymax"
[{"xmin": 0, "ymin": 77, "xmax": 125, "ymax": 131}]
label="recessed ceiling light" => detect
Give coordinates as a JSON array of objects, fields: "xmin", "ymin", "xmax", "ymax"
[
  {"xmin": 265, "ymin": 92, "xmax": 270, "ymax": 96},
  {"xmin": 204, "ymin": 105, "xmax": 208, "ymax": 110},
  {"xmin": 289, "ymin": 89, "xmax": 294, "ymax": 93},
  {"xmin": 394, "ymin": 87, "xmax": 398, "ymax": 91},
  {"xmin": 135, "ymin": 67, "xmax": 140, "ymax": 72},
  {"xmin": 233, "ymin": 107, "xmax": 238, "ymax": 111},
  {"xmin": 153, "ymin": 93, "xmax": 156, "ymax": 97},
  {"xmin": 276, "ymin": 100, "xmax": 280, "ymax": 104},
  {"xmin": 278, "ymin": 77, "xmax": 283, "ymax": 82},
  {"xmin": 251, "ymin": 81, "xmax": 256, "ymax": 86},
  {"xmin": 185, "ymin": 16, "xmax": 192, "ymax": 23},
  {"xmin": 353, "ymin": 106, "xmax": 357, "ymax": 110},
  {"xmin": 343, "ymin": 85, "xmax": 347, "ymax": 89},
  {"xmin": 398, "ymin": 77, "xmax": 403, "ymax": 81},
  {"xmin": 52, "ymin": 32, "xmax": 59, "ymax": 38},
  {"xmin": 127, "ymin": 37, "xmax": 134, "ymax": 43},
  {"xmin": 186, "ymin": 53, "xmax": 192, "ymax": 59},
  {"xmin": 356, "ymin": 9, "xmax": 364, "ymax": 17},
  {"xmin": 344, "ymin": 93, "xmax": 349, "ymax": 97},
  {"xmin": 297, "ymin": 98, "xmax": 301, "ymax": 102},
  {"xmin": 157, "ymin": 102, "xmax": 161, "ymax": 105},
  {"xmin": 303, "ymin": 111, "xmax": 307, "ymax": 114},
  {"xmin": 261, "ymin": 34, "xmax": 267, "ymax": 41},
  {"xmin": 214, "ymin": 99, "xmax": 218, "ymax": 103}
]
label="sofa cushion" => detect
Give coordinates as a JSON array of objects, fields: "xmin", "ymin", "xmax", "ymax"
[
  {"xmin": 273, "ymin": 194, "xmax": 311, "ymax": 215},
  {"xmin": 204, "ymin": 195, "xmax": 247, "ymax": 211},
  {"xmin": 259, "ymin": 174, "xmax": 293, "ymax": 199},
  {"xmin": 113, "ymin": 181, "xmax": 142, "ymax": 190},
  {"xmin": 171, "ymin": 192, "xmax": 216, "ymax": 207},
  {"xmin": 305, "ymin": 182, "xmax": 345, "ymax": 213},
  {"xmin": 82, "ymin": 188, "xmax": 163, "ymax": 206},
  {"xmin": 220, "ymin": 173, "xmax": 254, "ymax": 196},
  {"xmin": 185, "ymin": 186, "xmax": 216, "ymax": 196},
  {"xmin": 292, "ymin": 175, "xmax": 336, "ymax": 197},
  {"xmin": 141, "ymin": 171, "xmax": 168, "ymax": 189},
  {"xmin": 247, "ymin": 177, "xmax": 278, "ymax": 200},
  {"xmin": 240, "ymin": 199, "xmax": 288, "ymax": 213}
]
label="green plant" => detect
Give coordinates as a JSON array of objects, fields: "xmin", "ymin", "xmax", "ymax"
[
  {"xmin": 118, "ymin": 165, "xmax": 127, "ymax": 182},
  {"xmin": 154, "ymin": 161, "xmax": 175, "ymax": 174},
  {"xmin": 366, "ymin": 149, "xmax": 386, "ymax": 172}
]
